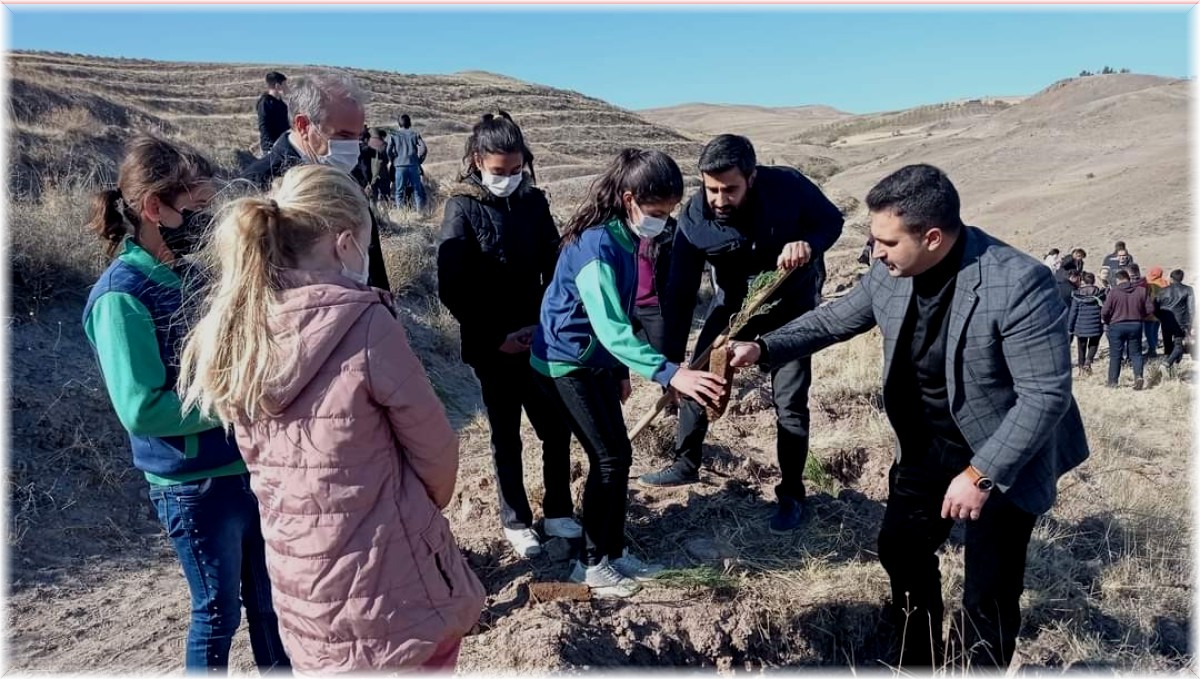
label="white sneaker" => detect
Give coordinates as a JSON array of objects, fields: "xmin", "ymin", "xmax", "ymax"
[
  {"xmin": 504, "ymin": 527, "xmax": 542, "ymax": 557},
  {"xmin": 543, "ymin": 516, "xmax": 583, "ymax": 539},
  {"xmin": 612, "ymin": 549, "xmax": 665, "ymax": 582},
  {"xmin": 568, "ymin": 557, "xmax": 641, "ymax": 598}
]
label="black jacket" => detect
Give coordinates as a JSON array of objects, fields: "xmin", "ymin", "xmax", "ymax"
[
  {"xmin": 665, "ymin": 165, "xmax": 844, "ymax": 362},
  {"xmin": 256, "ymin": 93, "xmax": 290, "ymax": 154},
  {"xmin": 1156, "ymin": 281, "xmax": 1194, "ymax": 332},
  {"xmin": 239, "ymin": 134, "xmax": 390, "ymax": 291},
  {"xmin": 1056, "ymin": 277, "xmax": 1077, "ymax": 307},
  {"xmin": 436, "ymin": 176, "xmax": 560, "ymax": 366},
  {"xmin": 1068, "ymin": 285, "xmax": 1105, "ymax": 338}
]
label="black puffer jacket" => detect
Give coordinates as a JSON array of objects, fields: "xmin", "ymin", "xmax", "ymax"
[
  {"xmin": 436, "ymin": 175, "xmax": 560, "ymax": 366},
  {"xmin": 1068, "ymin": 285, "xmax": 1105, "ymax": 338}
]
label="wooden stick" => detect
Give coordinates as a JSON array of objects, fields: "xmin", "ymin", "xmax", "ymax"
[{"xmin": 628, "ymin": 265, "xmax": 798, "ymax": 441}]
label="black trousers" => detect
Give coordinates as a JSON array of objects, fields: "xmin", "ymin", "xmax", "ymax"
[
  {"xmin": 541, "ymin": 368, "xmax": 632, "ymax": 565},
  {"xmin": 631, "ymin": 304, "xmax": 669, "ymax": 355},
  {"xmin": 877, "ymin": 460, "xmax": 1037, "ymax": 669},
  {"xmin": 473, "ymin": 353, "xmax": 574, "ymax": 530},
  {"xmin": 1075, "ymin": 335, "xmax": 1101, "ymax": 366},
  {"xmin": 672, "ymin": 300, "xmax": 813, "ymax": 502},
  {"xmin": 1157, "ymin": 310, "xmax": 1190, "ymax": 367}
]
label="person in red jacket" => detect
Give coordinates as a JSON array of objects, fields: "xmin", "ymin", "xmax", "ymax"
[{"xmin": 1101, "ymin": 269, "xmax": 1156, "ymax": 389}]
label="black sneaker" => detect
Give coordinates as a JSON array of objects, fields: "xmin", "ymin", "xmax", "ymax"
[
  {"xmin": 638, "ymin": 463, "xmax": 699, "ymax": 488},
  {"xmin": 769, "ymin": 496, "xmax": 805, "ymax": 534},
  {"xmin": 1133, "ymin": 377, "xmax": 1145, "ymax": 391}
]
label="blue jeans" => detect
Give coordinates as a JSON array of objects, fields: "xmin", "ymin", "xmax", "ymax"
[
  {"xmin": 149, "ymin": 473, "xmax": 290, "ymax": 674},
  {"xmin": 1107, "ymin": 321, "xmax": 1145, "ymax": 385},
  {"xmin": 1144, "ymin": 320, "xmax": 1161, "ymax": 357},
  {"xmin": 394, "ymin": 164, "xmax": 427, "ymax": 210}
]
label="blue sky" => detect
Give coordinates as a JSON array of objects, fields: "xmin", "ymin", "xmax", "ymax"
[{"xmin": 7, "ymin": 5, "xmax": 1191, "ymax": 114}]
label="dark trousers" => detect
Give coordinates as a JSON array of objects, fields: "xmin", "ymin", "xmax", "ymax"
[
  {"xmin": 474, "ymin": 353, "xmax": 574, "ymax": 530},
  {"xmin": 1107, "ymin": 321, "xmax": 1145, "ymax": 384},
  {"xmin": 1075, "ymin": 335, "xmax": 1101, "ymax": 367},
  {"xmin": 631, "ymin": 304, "xmax": 669, "ymax": 355},
  {"xmin": 1144, "ymin": 320, "xmax": 1161, "ymax": 357},
  {"xmin": 149, "ymin": 473, "xmax": 290, "ymax": 673},
  {"xmin": 673, "ymin": 293, "xmax": 815, "ymax": 502},
  {"xmin": 541, "ymin": 368, "xmax": 631, "ymax": 565},
  {"xmin": 1157, "ymin": 310, "xmax": 1189, "ymax": 367},
  {"xmin": 877, "ymin": 462, "xmax": 1036, "ymax": 669},
  {"xmin": 675, "ymin": 357, "xmax": 812, "ymax": 501}
]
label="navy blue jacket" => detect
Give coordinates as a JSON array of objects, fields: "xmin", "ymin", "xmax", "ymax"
[{"xmin": 664, "ymin": 165, "xmax": 844, "ymax": 362}]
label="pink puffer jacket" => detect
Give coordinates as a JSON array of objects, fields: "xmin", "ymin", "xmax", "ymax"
[{"xmin": 234, "ymin": 269, "xmax": 485, "ymax": 672}]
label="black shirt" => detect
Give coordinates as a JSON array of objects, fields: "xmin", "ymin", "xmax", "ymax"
[{"xmin": 888, "ymin": 233, "xmax": 972, "ymax": 470}]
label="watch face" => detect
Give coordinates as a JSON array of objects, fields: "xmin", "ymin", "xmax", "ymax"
[{"xmin": 977, "ymin": 479, "xmax": 995, "ymax": 492}]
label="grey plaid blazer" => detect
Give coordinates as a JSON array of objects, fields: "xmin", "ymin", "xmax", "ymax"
[{"xmin": 762, "ymin": 226, "xmax": 1089, "ymax": 515}]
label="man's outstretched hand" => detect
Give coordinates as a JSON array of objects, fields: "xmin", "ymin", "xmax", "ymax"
[{"xmin": 728, "ymin": 341, "xmax": 762, "ymax": 368}]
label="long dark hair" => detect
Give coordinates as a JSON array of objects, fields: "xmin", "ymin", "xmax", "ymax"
[
  {"xmin": 561, "ymin": 148, "xmax": 682, "ymax": 247},
  {"xmin": 458, "ymin": 110, "xmax": 536, "ymax": 183}
]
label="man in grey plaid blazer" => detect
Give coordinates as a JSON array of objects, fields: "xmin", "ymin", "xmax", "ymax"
[{"xmin": 730, "ymin": 164, "xmax": 1089, "ymax": 668}]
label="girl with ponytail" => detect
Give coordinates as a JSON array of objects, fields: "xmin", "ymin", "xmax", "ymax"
[
  {"xmin": 437, "ymin": 111, "xmax": 581, "ymax": 559},
  {"xmin": 530, "ymin": 149, "xmax": 726, "ymax": 598},
  {"xmin": 81, "ymin": 134, "xmax": 289, "ymax": 672},
  {"xmin": 178, "ymin": 164, "xmax": 484, "ymax": 672}
]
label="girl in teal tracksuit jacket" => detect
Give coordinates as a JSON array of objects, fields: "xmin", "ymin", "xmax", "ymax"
[
  {"xmin": 530, "ymin": 148, "xmax": 724, "ymax": 599},
  {"xmin": 81, "ymin": 135, "xmax": 288, "ymax": 672}
]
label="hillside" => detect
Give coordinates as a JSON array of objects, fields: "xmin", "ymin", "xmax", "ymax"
[
  {"xmin": 823, "ymin": 74, "xmax": 1189, "ymax": 270},
  {"xmin": 7, "ymin": 51, "xmax": 702, "ymax": 209},
  {"xmin": 5, "ymin": 51, "xmax": 1193, "ymax": 674},
  {"xmin": 646, "ymin": 75, "xmax": 1188, "ymax": 272},
  {"xmin": 640, "ymin": 102, "xmax": 852, "ymax": 143}
]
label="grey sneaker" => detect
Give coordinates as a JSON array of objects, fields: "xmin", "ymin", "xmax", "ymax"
[
  {"xmin": 612, "ymin": 549, "xmax": 665, "ymax": 582},
  {"xmin": 638, "ymin": 463, "xmax": 700, "ymax": 488},
  {"xmin": 568, "ymin": 558, "xmax": 641, "ymax": 598}
]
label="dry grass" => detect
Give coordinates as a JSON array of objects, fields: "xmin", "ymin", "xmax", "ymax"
[{"xmin": 4, "ymin": 49, "xmax": 1192, "ymax": 673}]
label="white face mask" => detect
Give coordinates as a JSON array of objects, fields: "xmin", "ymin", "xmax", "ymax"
[
  {"xmin": 480, "ymin": 171, "xmax": 523, "ymax": 198},
  {"xmin": 628, "ymin": 205, "xmax": 668, "ymax": 239},
  {"xmin": 340, "ymin": 233, "xmax": 370, "ymax": 286},
  {"xmin": 321, "ymin": 139, "xmax": 362, "ymax": 173}
]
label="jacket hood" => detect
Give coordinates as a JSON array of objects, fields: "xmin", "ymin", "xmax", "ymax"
[
  {"xmin": 1114, "ymin": 281, "xmax": 1138, "ymax": 293},
  {"xmin": 267, "ymin": 269, "xmax": 383, "ymax": 411},
  {"xmin": 1073, "ymin": 285, "xmax": 1101, "ymax": 299}
]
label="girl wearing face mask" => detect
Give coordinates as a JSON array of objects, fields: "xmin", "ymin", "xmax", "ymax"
[
  {"xmin": 437, "ymin": 111, "xmax": 583, "ymax": 558},
  {"xmin": 177, "ymin": 164, "xmax": 485, "ymax": 672},
  {"xmin": 530, "ymin": 149, "xmax": 726, "ymax": 598},
  {"xmin": 82, "ymin": 135, "xmax": 290, "ymax": 672}
]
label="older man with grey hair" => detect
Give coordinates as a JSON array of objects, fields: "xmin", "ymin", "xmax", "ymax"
[{"xmin": 241, "ymin": 72, "xmax": 390, "ymax": 289}]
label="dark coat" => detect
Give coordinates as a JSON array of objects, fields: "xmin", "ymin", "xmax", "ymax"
[
  {"xmin": 436, "ymin": 175, "xmax": 560, "ymax": 366},
  {"xmin": 664, "ymin": 165, "xmax": 844, "ymax": 363},
  {"xmin": 1068, "ymin": 285, "xmax": 1105, "ymax": 338},
  {"xmin": 256, "ymin": 93, "xmax": 290, "ymax": 154}
]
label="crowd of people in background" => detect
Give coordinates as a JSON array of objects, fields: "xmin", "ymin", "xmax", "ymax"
[
  {"xmin": 79, "ymin": 66, "xmax": 1196, "ymax": 674},
  {"xmin": 255, "ymin": 71, "xmax": 430, "ymax": 212},
  {"xmin": 1045, "ymin": 240, "xmax": 1193, "ymax": 388}
]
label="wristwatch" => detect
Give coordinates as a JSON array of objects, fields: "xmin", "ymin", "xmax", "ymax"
[{"xmin": 964, "ymin": 465, "xmax": 995, "ymax": 492}]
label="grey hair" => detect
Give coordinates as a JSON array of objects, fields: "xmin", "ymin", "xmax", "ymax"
[{"xmin": 285, "ymin": 72, "xmax": 369, "ymax": 127}]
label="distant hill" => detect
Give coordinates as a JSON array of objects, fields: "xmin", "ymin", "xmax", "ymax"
[{"xmin": 7, "ymin": 51, "xmax": 702, "ymax": 209}]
